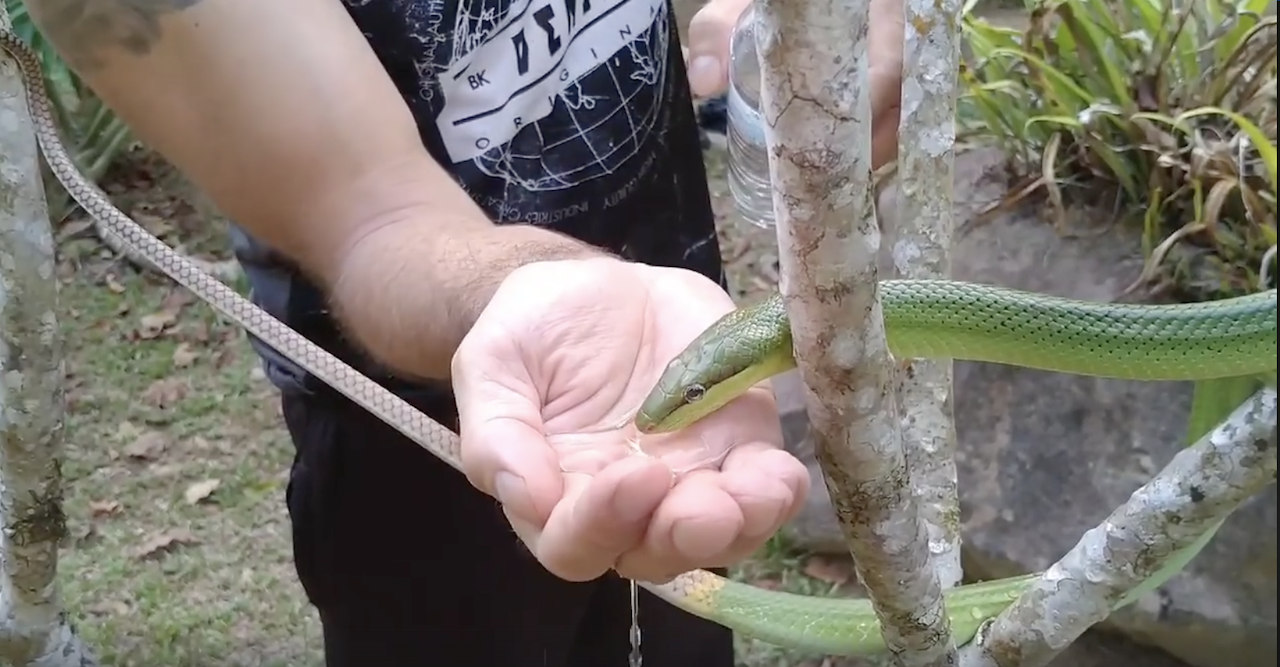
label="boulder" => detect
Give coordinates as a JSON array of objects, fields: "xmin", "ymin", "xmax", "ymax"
[{"xmin": 771, "ymin": 148, "xmax": 1277, "ymax": 667}]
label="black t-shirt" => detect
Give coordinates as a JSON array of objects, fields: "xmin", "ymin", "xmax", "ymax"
[{"xmin": 230, "ymin": 0, "xmax": 724, "ymax": 396}]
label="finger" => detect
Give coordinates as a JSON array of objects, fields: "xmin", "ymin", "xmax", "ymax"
[
  {"xmin": 684, "ymin": 0, "xmax": 750, "ymax": 97},
  {"xmin": 869, "ymin": 0, "xmax": 905, "ymax": 170},
  {"xmin": 720, "ymin": 442, "xmax": 810, "ymax": 530},
  {"xmin": 870, "ymin": 83, "xmax": 902, "ymax": 170},
  {"xmin": 615, "ymin": 470, "xmax": 743, "ymax": 581},
  {"xmin": 453, "ymin": 333, "xmax": 563, "ymax": 529},
  {"xmin": 679, "ymin": 444, "xmax": 808, "ymax": 569},
  {"xmin": 536, "ymin": 456, "xmax": 673, "ymax": 582},
  {"xmin": 461, "ymin": 415, "xmax": 565, "ymax": 528}
]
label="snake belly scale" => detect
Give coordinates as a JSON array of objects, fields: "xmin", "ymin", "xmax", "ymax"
[{"xmin": 4, "ymin": 30, "xmax": 1276, "ymax": 656}]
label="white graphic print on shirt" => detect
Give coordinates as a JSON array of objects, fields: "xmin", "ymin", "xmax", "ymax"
[{"xmin": 431, "ymin": 0, "xmax": 670, "ymax": 191}]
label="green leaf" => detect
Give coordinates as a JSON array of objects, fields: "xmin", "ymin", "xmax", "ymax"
[
  {"xmin": 1057, "ymin": 2, "xmax": 1135, "ymax": 108},
  {"xmin": 1186, "ymin": 378, "xmax": 1259, "ymax": 445}
]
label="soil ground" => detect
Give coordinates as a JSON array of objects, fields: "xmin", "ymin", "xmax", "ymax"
[{"xmin": 53, "ymin": 6, "xmax": 1030, "ymax": 664}]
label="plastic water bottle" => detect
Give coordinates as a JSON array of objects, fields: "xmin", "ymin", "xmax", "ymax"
[{"xmin": 726, "ymin": 5, "xmax": 776, "ymax": 229}]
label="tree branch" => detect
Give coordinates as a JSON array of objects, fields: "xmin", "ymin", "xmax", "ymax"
[
  {"xmin": 957, "ymin": 387, "xmax": 1278, "ymax": 667},
  {"xmin": 0, "ymin": 9, "xmax": 102, "ymax": 665},
  {"xmin": 891, "ymin": 0, "xmax": 964, "ymax": 596},
  {"xmin": 756, "ymin": 0, "xmax": 952, "ymax": 663}
]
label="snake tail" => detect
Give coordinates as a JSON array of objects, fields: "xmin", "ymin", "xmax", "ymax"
[{"xmin": 646, "ymin": 572, "xmax": 1038, "ymax": 656}]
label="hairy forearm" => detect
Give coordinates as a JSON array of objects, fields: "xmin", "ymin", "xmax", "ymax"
[
  {"xmin": 25, "ymin": 0, "xmax": 601, "ymax": 378},
  {"xmin": 24, "ymin": 0, "xmax": 438, "ymax": 272},
  {"xmin": 332, "ymin": 220, "xmax": 604, "ymax": 379}
]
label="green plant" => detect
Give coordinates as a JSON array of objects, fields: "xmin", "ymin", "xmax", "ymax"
[
  {"xmin": 6, "ymin": 0, "xmax": 134, "ymax": 222},
  {"xmin": 959, "ymin": 0, "xmax": 1278, "ymax": 300}
]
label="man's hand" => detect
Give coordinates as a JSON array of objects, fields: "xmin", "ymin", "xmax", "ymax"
[
  {"xmin": 452, "ymin": 259, "xmax": 809, "ymax": 583},
  {"xmin": 683, "ymin": 0, "xmax": 905, "ymax": 169}
]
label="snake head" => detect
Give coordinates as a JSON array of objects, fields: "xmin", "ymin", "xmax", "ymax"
[
  {"xmin": 634, "ymin": 341, "xmax": 743, "ymax": 435},
  {"xmin": 634, "ymin": 295, "xmax": 793, "ymax": 435}
]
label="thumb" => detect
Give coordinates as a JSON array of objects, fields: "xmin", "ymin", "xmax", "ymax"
[
  {"xmin": 453, "ymin": 329, "xmax": 564, "ymax": 532},
  {"xmin": 685, "ymin": 0, "xmax": 751, "ymax": 97}
]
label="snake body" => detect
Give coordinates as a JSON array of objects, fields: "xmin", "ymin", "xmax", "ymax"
[
  {"xmin": 636, "ymin": 287, "xmax": 1278, "ymax": 432},
  {"xmin": 5, "ymin": 29, "xmax": 1277, "ymax": 656}
]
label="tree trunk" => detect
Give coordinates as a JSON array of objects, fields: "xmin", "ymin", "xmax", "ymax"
[
  {"xmin": 0, "ymin": 9, "xmax": 102, "ymax": 666},
  {"xmin": 753, "ymin": 0, "xmax": 956, "ymax": 663},
  {"xmin": 892, "ymin": 0, "xmax": 964, "ymax": 593}
]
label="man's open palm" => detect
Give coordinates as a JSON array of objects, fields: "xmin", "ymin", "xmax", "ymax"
[{"xmin": 452, "ymin": 258, "xmax": 809, "ymax": 584}]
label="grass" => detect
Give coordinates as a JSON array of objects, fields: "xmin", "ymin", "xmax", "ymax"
[{"xmin": 56, "ymin": 235, "xmax": 323, "ymax": 665}]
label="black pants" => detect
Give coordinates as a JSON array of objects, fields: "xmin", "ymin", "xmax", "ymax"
[{"xmin": 281, "ymin": 387, "xmax": 736, "ymax": 667}]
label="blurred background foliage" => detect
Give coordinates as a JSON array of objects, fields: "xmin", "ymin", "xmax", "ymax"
[
  {"xmin": 960, "ymin": 0, "xmax": 1277, "ymax": 300},
  {"xmin": 6, "ymin": 0, "xmax": 134, "ymax": 222}
]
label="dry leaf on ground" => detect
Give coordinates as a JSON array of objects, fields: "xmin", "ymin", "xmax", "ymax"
[
  {"xmin": 134, "ymin": 528, "xmax": 201, "ymax": 560},
  {"xmin": 135, "ymin": 288, "xmax": 194, "ymax": 340},
  {"xmin": 137, "ymin": 310, "xmax": 179, "ymax": 340},
  {"xmin": 123, "ymin": 430, "xmax": 171, "ymax": 461},
  {"xmin": 142, "ymin": 377, "xmax": 189, "ymax": 408},
  {"xmin": 88, "ymin": 500, "xmax": 121, "ymax": 517},
  {"xmin": 184, "ymin": 479, "xmax": 221, "ymax": 505},
  {"xmin": 172, "ymin": 342, "xmax": 199, "ymax": 368}
]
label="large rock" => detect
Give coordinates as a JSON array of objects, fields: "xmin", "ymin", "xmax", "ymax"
[{"xmin": 770, "ymin": 148, "xmax": 1277, "ymax": 667}]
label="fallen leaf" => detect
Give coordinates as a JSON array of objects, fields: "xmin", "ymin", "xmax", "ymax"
[
  {"xmin": 85, "ymin": 600, "xmax": 132, "ymax": 617},
  {"xmin": 171, "ymin": 343, "xmax": 198, "ymax": 368},
  {"xmin": 104, "ymin": 273, "xmax": 127, "ymax": 294},
  {"xmin": 213, "ymin": 346, "xmax": 238, "ymax": 369},
  {"xmin": 149, "ymin": 464, "xmax": 182, "ymax": 477},
  {"xmin": 183, "ymin": 478, "xmax": 221, "ymax": 505},
  {"xmin": 183, "ymin": 321, "xmax": 210, "ymax": 344},
  {"xmin": 123, "ymin": 430, "xmax": 170, "ymax": 461},
  {"xmin": 142, "ymin": 377, "xmax": 188, "ymax": 408},
  {"xmin": 88, "ymin": 500, "xmax": 121, "ymax": 517},
  {"xmin": 134, "ymin": 211, "xmax": 174, "ymax": 237},
  {"xmin": 133, "ymin": 289, "xmax": 195, "ymax": 340},
  {"xmin": 134, "ymin": 528, "xmax": 200, "ymax": 560},
  {"xmin": 55, "ymin": 218, "xmax": 95, "ymax": 243},
  {"xmin": 159, "ymin": 288, "xmax": 194, "ymax": 312},
  {"xmin": 802, "ymin": 556, "xmax": 853, "ymax": 585},
  {"xmin": 136, "ymin": 311, "xmax": 178, "ymax": 339},
  {"xmin": 68, "ymin": 522, "xmax": 99, "ymax": 548}
]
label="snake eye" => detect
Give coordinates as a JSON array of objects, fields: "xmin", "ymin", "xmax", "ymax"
[{"xmin": 682, "ymin": 384, "xmax": 707, "ymax": 404}]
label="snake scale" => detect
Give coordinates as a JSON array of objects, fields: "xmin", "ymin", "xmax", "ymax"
[{"xmin": 4, "ymin": 29, "xmax": 1277, "ymax": 655}]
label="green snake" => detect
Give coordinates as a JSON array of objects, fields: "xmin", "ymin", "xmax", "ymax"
[
  {"xmin": 636, "ymin": 284, "xmax": 1278, "ymax": 433},
  {"xmin": 5, "ymin": 26, "xmax": 1277, "ymax": 658},
  {"xmin": 633, "ymin": 283, "xmax": 1276, "ymax": 651}
]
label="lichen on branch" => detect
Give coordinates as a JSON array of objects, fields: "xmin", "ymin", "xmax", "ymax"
[{"xmin": 754, "ymin": 0, "xmax": 955, "ymax": 662}]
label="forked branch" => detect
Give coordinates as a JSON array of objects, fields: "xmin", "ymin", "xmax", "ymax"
[{"xmin": 958, "ymin": 387, "xmax": 1278, "ymax": 667}]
